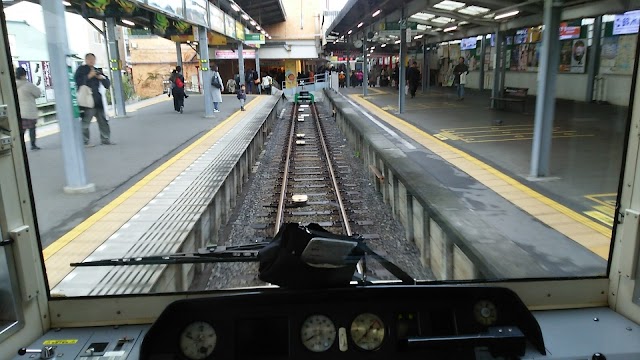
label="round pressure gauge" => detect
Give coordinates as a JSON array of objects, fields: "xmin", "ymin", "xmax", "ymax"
[
  {"xmin": 350, "ymin": 313, "xmax": 385, "ymax": 350},
  {"xmin": 474, "ymin": 300, "xmax": 498, "ymax": 326},
  {"xmin": 300, "ymin": 314, "xmax": 337, "ymax": 352},
  {"xmin": 179, "ymin": 321, "xmax": 217, "ymax": 360}
]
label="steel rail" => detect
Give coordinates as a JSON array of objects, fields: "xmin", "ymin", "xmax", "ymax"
[{"xmin": 274, "ymin": 103, "xmax": 298, "ymax": 235}]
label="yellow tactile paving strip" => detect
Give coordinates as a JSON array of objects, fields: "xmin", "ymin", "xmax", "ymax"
[
  {"xmin": 43, "ymin": 96, "xmax": 268, "ymax": 289},
  {"xmin": 349, "ymin": 94, "xmax": 612, "ymax": 260}
]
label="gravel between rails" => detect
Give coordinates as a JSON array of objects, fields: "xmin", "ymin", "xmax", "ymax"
[{"xmin": 200, "ymin": 100, "xmax": 434, "ymax": 291}]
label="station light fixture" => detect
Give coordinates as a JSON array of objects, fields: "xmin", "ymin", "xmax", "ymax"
[
  {"xmin": 372, "ymin": 9, "xmax": 381, "ymax": 17},
  {"xmin": 250, "ymin": 20, "xmax": 256, "ymax": 26},
  {"xmin": 494, "ymin": 10, "xmax": 519, "ymax": 20},
  {"xmin": 122, "ymin": 19, "xmax": 135, "ymax": 26},
  {"xmin": 62, "ymin": 1, "xmax": 71, "ymax": 5},
  {"xmin": 242, "ymin": 13, "xmax": 250, "ymax": 20},
  {"xmin": 414, "ymin": 34, "xmax": 423, "ymax": 39},
  {"xmin": 230, "ymin": 2, "xmax": 240, "ymax": 12},
  {"xmin": 348, "ymin": 29, "xmax": 353, "ymax": 35},
  {"xmin": 443, "ymin": 26, "xmax": 457, "ymax": 32},
  {"xmin": 261, "ymin": 29, "xmax": 266, "ymax": 34},
  {"xmin": 256, "ymin": 25, "xmax": 261, "ymax": 30},
  {"xmin": 394, "ymin": 40, "xmax": 401, "ymax": 44},
  {"xmin": 381, "ymin": 43, "xmax": 387, "ymax": 47},
  {"xmin": 357, "ymin": 22, "xmax": 364, "ymax": 28}
]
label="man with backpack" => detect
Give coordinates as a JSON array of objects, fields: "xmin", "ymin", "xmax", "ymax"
[
  {"xmin": 210, "ymin": 65, "xmax": 224, "ymax": 113},
  {"xmin": 172, "ymin": 66, "xmax": 186, "ymax": 113}
]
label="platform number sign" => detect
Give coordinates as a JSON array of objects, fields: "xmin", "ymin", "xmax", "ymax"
[{"xmin": 67, "ymin": 66, "xmax": 81, "ymax": 119}]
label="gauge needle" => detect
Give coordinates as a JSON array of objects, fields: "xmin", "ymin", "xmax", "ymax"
[
  {"xmin": 304, "ymin": 334, "xmax": 316, "ymax": 342},
  {"xmin": 358, "ymin": 322, "xmax": 377, "ymax": 342}
]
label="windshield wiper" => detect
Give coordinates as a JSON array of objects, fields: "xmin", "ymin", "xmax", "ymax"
[{"xmin": 70, "ymin": 243, "xmax": 266, "ymax": 267}]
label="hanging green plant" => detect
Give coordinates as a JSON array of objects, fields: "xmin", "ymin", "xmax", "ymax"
[
  {"xmin": 115, "ymin": 0, "xmax": 136, "ymax": 15},
  {"xmin": 154, "ymin": 13, "xmax": 169, "ymax": 35},
  {"xmin": 86, "ymin": 0, "xmax": 110, "ymax": 15},
  {"xmin": 174, "ymin": 20, "xmax": 191, "ymax": 34}
]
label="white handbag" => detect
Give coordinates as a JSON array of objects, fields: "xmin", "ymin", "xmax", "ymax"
[
  {"xmin": 77, "ymin": 85, "xmax": 94, "ymax": 108},
  {"xmin": 460, "ymin": 72, "xmax": 468, "ymax": 85}
]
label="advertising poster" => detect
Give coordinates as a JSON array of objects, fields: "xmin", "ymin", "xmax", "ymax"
[
  {"xmin": 209, "ymin": 4, "xmax": 225, "ymax": 35},
  {"xmin": 186, "ymin": 0, "xmax": 207, "ymax": 27},
  {"xmin": 224, "ymin": 13, "xmax": 236, "ymax": 38},
  {"xmin": 505, "ymin": 49, "xmax": 511, "ymax": 69},
  {"xmin": 600, "ymin": 36, "xmax": 618, "ymax": 73},
  {"xmin": 42, "ymin": 61, "xmax": 55, "ymax": 101},
  {"xmin": 613, "ymin": 11, "xmax": 640, "ymax": 35},
  {"xmin": 509, "ymin": 47, "xmax": 519, "ymax": 70},
  {"xmin": 235, "ymin": 21, "xmax": 245, "ymax": 41},
  {"xmin": 559, "ymin": 22, "xmax": 581, "ymax": 40},
  {"xmin": 570, "ymin": 39, "xmax": 587, "ymax": 73},
  {"xmin": 559, "ymin": 40, "xmax": 572, "ymax": 72},
  {"xmin": 527, "ymin": 43, "xmax": 541, "ymax": 70},
  {"xmin": 29, "ymin": 61, "xmax": 47, "ymax": 105},
  {"xmin": 147, "ymin": 0, "xmax": 183, "ymax": 18},
  {"xmin": 516, "ymin": 44, "xmax": 529, "ymax": 71},
  {"xmin": 284, "ymin": 59, "xmax": 298, "ymax": 88}
]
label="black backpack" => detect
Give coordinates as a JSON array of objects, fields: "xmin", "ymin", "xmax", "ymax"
[{"xmin": 211, "ymin": 72, "xmax": 222, "ymax": 89}]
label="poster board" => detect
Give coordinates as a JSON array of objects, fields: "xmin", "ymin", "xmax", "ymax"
[{"xmin": 209, "ymin": 4, "xmax": 225, "ymax": 35}]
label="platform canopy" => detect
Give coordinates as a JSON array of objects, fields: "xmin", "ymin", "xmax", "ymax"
[
  {"xmin": 234, "ymin": 0, "xmax": 286, "ymax": 25},
  {"xmin": 324, "ymin": 0, "xmax": 639, "ymax": 52}
]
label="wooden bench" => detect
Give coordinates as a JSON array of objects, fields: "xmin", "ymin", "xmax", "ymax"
[{"xmin": 491, "ymin": 87, "xmax": 528, "ymax": 113}]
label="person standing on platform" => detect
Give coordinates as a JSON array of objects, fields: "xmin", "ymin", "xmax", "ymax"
[
  {"xmin": 74, "ymin": 53, "xmax": 114, "ymax": 146},
  {"xmin": 237, "ymin": 84, "xmax": 247, "ymax": 111},
  {"xmin": 168, "ymin": 69, "xmax": 177, "ymax": 97},
  {"xmin": 210, "ymin": 66, "xmax": 224, "ymax": 113},
  {"xmin": 15, "ymin": 67, "xmax": 42, "ymax": 150},
  {"xmin": 406, "ymin": 61, "xmax": 421, "ymax": 99},
  {"xmin": 261, "ymin": 73, "xmax": 273, "ymax": 95},
  {"xmin": 171, "ymin": 66, "xmax": 186, "ymax": 113},
  {"xmin": 226, "ymin": 77, "xmax": 237, "ymax": 94},
  {"xmin": 453, "ymin": 57, "xmax": 469, "ymax": 101}
]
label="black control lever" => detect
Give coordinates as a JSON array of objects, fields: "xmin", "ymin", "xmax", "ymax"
[
  {"xmin": 403, "ymin": 326, "xmax": 526, "ymax": 358},
  {"xmin": 18, "ymin": 346, "xmax": 55, "ymax": 359}
]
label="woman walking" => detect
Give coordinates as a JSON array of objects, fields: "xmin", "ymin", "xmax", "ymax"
[
  {"xmin": 211, "ymin": 66, "xmax": 224, "ymax": 113},
  {"xmin": 15, "ymin": 67, "xmax": 42, "ymax": 150}
]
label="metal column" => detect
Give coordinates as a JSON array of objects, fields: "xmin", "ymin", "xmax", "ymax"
[
  {"xmin": 255, "ymin": 50, "xmax": 261, "ymax": 94},
  {"xmin": 398, "ymin": 7, "xmax": 407, "ymax": 114},
  {"xmin": 106, "ymin": 17, "xmax": 126, "ymax": 117},
  {"xmin": 238, "ymin": 42, "xmax": 245, "ymax": 86},
  {"xmin": 491, "ymin": 30, "xmax": 504, "ymax": 108},
  {"xmin": 363, "ymin": 36, "xmax": 368, "ymax": 96},
  {"xmin": 176, "ymin": 42, "xmax": 183, "ymax": 69},
  {"xmin": 422, "ymin": 40, "xmax": 428, "ymax": 92},
  {"xmin": 41, "ymin": 0, "xmax": 93, "ymax": 193},
  {"xmin": 530, "ymin": 0, "xmax": 563, "ymax": 178},
  {"xmin": 346, "ymin": 48, "xmax": 351, "ymax": 87},
  {"xmin": 479, "ymin": 35, "xmax": 487, "ymax": 91},
  {"xmin": 585, "ymin": 16, "xmax": 602, "ymax": 102},
  {"xmin": 198, "ymin": 26, "xmax": 213, "ymax": 117}
]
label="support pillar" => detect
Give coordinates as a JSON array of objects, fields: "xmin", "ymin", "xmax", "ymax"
[
  {"xmin": 398, "ymin": 6, "xmax": 407, "ymax": 114},
  {"xmin": 255, "ymin": 50, "xmax": 261, "ymax": 94},
  {"xmin": 491, "ymin": 30, "xmax": 504, "ymax": 108},
  {"xmin": 586, "ymin": 16, "xmax": 602, "ymax": 102},
  {"xmin": 198, "ymin": 26, "xmax": 213, "ymax": 117},
  {"xmin": 106, "ymin": 17, "xmax": 126, "ymax": 117},
  {"xmin": 479, "ymin": 35, "xmax": 487, "ymax": 91},
  {"xmin": 422, "ymin": 40, "xmax": 428, "ymax": 92},
  {"xmin": 346, "ymin": 48, "xmax": 351, "ymax": 87},
  {"xmin": 530, "ymin": 0, "xmax": 563, "ymax": 178},
  {"xmin": 238, "ymin": 42, "xmax": 245, "ymax": 86},
  {"xmin": 499, "ymin": 37, "xmax": 507, "ymax": 93},
  {"xmin": 41, "ymin": 0, "xmax": 93, "ymax": 193},
  {"xmin": 363, "ymin": 35, "xmax": 368, "ymax": 96},
  {"xmin": 176, "ymin": 42, "xmax": 183, "ymax": 69}
]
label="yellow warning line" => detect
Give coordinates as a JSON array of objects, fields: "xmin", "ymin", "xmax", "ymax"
[
  {"xmin": 42, "ymin": 96, "xmax": 267, "ymax": 260},
  {"xmin": 348, "ymin": 94, "xmax": 611, "ymax": 241}
]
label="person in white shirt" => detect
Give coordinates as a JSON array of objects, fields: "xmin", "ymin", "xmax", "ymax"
[
  {"xmin": 15, "ymin": 67, "xmax": 42, "ymax": 150},
  {"xmin": 261, "ymin": 73, "xmax": 273, "ymax": 95}
]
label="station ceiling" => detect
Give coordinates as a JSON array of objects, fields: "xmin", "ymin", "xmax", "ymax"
[
  {"xmin": 324, "ymin": 0, "xmax": 640, "ymax": 51},
  {"xmin": 235, "ymin": 0, "xmax": 286, "ymax": 25}
]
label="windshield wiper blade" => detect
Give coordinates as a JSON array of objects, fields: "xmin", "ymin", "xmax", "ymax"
[{"xmin": 70, "ymin": 243, "xmax": 267, "ymax": 267}]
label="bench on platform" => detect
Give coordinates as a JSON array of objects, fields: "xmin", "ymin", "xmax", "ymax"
[{"xmin": 491, "ymin": 87, "xmax": 528, "ymax": 113}]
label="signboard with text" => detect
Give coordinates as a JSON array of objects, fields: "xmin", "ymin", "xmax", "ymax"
[
  {"xmin": 224, "ymin": 13, "xmax": 236, "ymax": 38},
  {"xmin": 244, "ymin": 33, "xmax": 265, "ymax": 45},
  {"xmin": 559, "ymin": 22, "xmax": 581, "ymax": 40},
  {"xmin": 460, "ymin": 37, "xmax": 477, "ymax": 50},
  {"xmin": 214, "ymin": 49, "xmax": 255, "ymax": 59},
  {"xmin": 235, "ymin": 21, "xmax": 245, "ymax": 41},
  {"xmin": 613, "ymin": 11, "xmax": 640, "ymax": 35},
  {"xmin": 186, "ymin": 0, "xmax": 208, "ymax": 27},
  {"xmin": 209, "ymin": 4, "xmax": 225, "ymax": 35},
  {"xmin": 147, "ymin": 0, "xmax": 183, "ymax": 18}
]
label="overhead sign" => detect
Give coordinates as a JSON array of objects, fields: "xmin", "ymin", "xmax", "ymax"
[
  {"xmin": 460, "ymin": 37, "xmax": 476, "ymax": 50},
  {"xmin": 147, "ymin": 0, "xmax": 183, "ymax": 19},
  {"xmin": 613, "ymin": 11, "xmax": 640, "ymax": 35},
  {"xmin": 209, "ymin": 4, "xmax": 225, "ymax": 35},
  {"xmin": 224, "ymin": 13, "xmax": 236, "ymax": 38},
  {"xmin": 244, "ymin": 33, "xmax": 265, "ymax": 45},
  {"xmin": 235, "ymin": 21, "xmax": 245, "ymax": 41},
  {"xmin": 186, "ymin": 0, "xmax": 208, "ymax": 27},
  {"xmin": 214, "ymin": 49, "xmax": 256, "ymax": 59},
  {"xmin": 208, "ymin": 32, "xmax": 227, "ymax": 45}
]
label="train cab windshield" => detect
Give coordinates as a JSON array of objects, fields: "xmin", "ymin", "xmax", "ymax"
[{"xmin": 1, "ymin": 0, "xmax": 640, "ymax": 359}]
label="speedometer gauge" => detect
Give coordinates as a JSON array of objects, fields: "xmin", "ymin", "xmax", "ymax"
[
  {"xmin": 179, "ymin": 321, "xmax": 217, "ymax": 360},
  {"xmin": 350, "ymin": 313, "xmax": 385, "ymax": 350},
  {"xmin": 300, "ymin": 314, "xmax": 336, "ymax": 352}
]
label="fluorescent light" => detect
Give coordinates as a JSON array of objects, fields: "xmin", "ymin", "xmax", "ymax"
[
  {"xmin": 242, "ymin": 13, "xmax": 250, "ymax": 20},
  {"xmin": 62, "ymin": 1, "xmax": 71, "ymax": 6},
  {"xmin": 348, "ymin": 29, "xmax": 353, "ymax": 35},
  {"xmin": 433, "ymin": 0, "xmax": 465, "ymax": 11},
  {"xmin": 458, "ymin": 5, "xmax": 490, "ymax": 15},
  {"xmin": 357, "ymin": 22, "xmax": 364, "ymax": 28},
  {"xmin": 394, "ymin": 40, "xmax": 401, "ymax": 44},
  {"xmin": 458, "ymin": 21, "xmax": 469, "ymax": 25},
  {"xmin": 443, "ymin": 26, "xmax": 457, "ymax": 32},
  {"xmin": 256, "ymin": 25, "xmax": 261, "ymax": 30},
  {"xmin": 261, "ymin": 30, "xmax": 266, "ymax": 34},
  {"xmin": 414, "ymin": 34, "xmax": 423, "ymax": 39},
  {"xmin": 494, "ymin": 10, "xmax": 519, "ymax": 20},
  {"xmin": 372, "ymin": 9, "xmax": 381, "ymax": 17},
  {"xmin": 371, "ymin": 46, "xmax": 375, "ymax": 49},
  {"xmin": 250, "ymin": 20, "xmax": 256, "ymax": 25},
  {"xmin": 231, "ymin": 3, "xmax": 240, "ymax": 11},
  {"xmin": 381, "ymin": 43, "xmax": 386, "ymax": 47},
  {"xmin": 122, "ymin": 19, "xmax": 135, "ymax": 26}
]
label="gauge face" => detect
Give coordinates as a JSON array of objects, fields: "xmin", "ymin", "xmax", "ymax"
[
  {"xmin": 179, "ymin": 321, "xmax": 217, "ymax": 360},
  {"xmin": 350, "ymin": 313, "xmax": 385, "ymax": 351},
  {"xmin": 474, "ymin": 300, "xmax": 498, "ymax": 326},
  {"xmin": 300, "ymin": 314, "xmax": 337, "ymax": 352}
]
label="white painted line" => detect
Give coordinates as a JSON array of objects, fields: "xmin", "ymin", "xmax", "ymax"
[{"xmin": 337, "ymin": 92, "xmax": 416, "ymax": 150}]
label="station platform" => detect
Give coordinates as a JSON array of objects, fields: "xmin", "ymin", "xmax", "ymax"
[{"xmin": 325, "ymin": 85, "xmax": 613, "ymax": 279}]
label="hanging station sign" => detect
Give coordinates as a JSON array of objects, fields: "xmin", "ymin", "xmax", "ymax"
[
  {"xmin": 244, "ymin": 33, "xmax": 265, "ymax": 46},
  {"xmin": 235, "ymin": 21, "xmax": 245, "ymax": 41},
  {"xmin": 613, "ymin": 11, "xmax": 640, "ymax": 35},
  {"xmin": 224, "ymin": 13, "xmax": 236, "ymax": 38},
  {"xmin": 209, "ymin": 4, "xmax": 225, "ymax": 35},
  {"xmin": 146, "ymin": 0, "xmax": 184, "ymax": 18},
  {"xmin": 214, "ymin": 49, "xmax": 256, "ymax": 59},
  {"xmin": 185, "ymin": 0, "xmax": 208, "ymax": 27}
]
